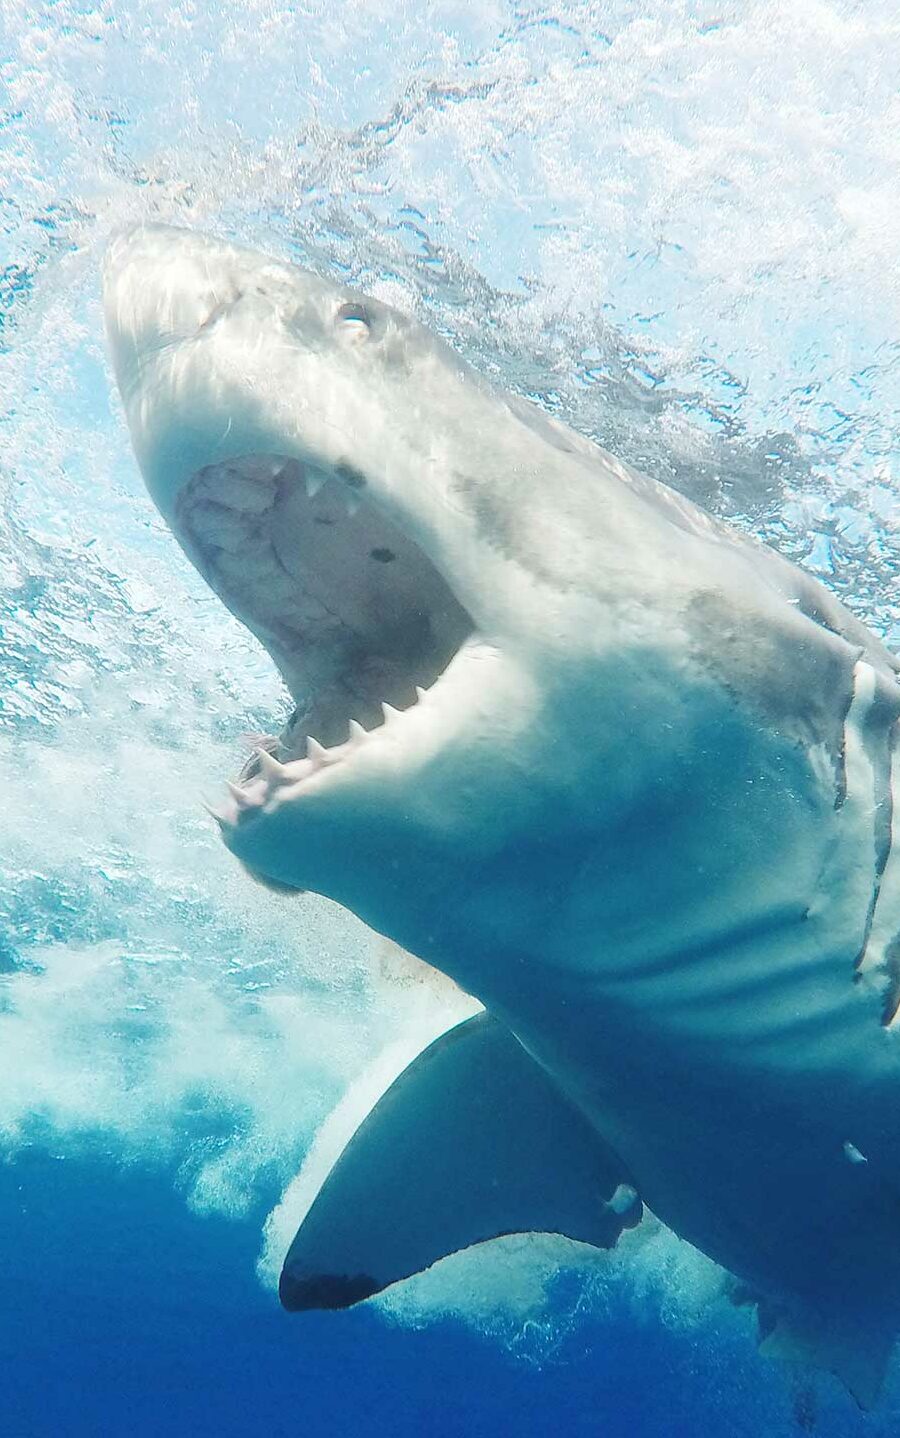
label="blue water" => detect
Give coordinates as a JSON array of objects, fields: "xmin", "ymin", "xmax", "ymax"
[
  {"xmin": 5, "ymin": 1, "xmax": 900, "ymax": 1433},
  {"xmin": 0, "ymin": 1151, "xmax": 797, "ymax": 1437}
]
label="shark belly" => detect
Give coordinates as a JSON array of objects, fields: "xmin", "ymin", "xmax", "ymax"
[
  {"xmin": 469, "ymin": 660, "xmax": 900, "ymax": 1354},
  {"xmin": 498, "ymin": 962, "xmax": 900, "ymax": 1313}
]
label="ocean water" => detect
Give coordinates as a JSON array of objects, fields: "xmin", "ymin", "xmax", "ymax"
[{"xmin": 3, "ymin": 2, "xmax": 900, "ymax": 1433}]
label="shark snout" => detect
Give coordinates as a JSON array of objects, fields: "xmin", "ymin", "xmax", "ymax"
[{"xmin": 103, "ymin": 224, "xmax": 247, "ymax": 374}]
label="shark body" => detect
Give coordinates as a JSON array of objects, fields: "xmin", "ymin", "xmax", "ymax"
[{"xmin": 104, "ymin": 225, "xmax": 900, "ymax": 1405}]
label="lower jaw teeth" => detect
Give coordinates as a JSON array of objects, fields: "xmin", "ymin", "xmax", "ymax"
[{"xmin": 237, "ymin": 683, "xmax": 430, "ymax": 782}]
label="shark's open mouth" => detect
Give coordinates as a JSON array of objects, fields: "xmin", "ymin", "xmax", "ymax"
[{"xmin": 178, "ymin": 454, "xmax": 475, "ymax": 775}]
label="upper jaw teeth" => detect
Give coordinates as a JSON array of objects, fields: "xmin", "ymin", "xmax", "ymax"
[
  {"xmin": 304, "ymin": 462, "xmax": 363, "ymax": 515},
  {"xmin": 304, "ymin": 467, "xmax": 328, "ymax": 499}
]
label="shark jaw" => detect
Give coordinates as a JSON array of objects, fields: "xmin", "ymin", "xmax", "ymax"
[
  {"xmin": 102, "ymin": 225, "xmax": 555, "ymax": 905},
  {"xmin": 179, "ymin": 449, "xmax": 501, "ymax": 869},
  {"xmin": 177, "ymin": 450, "xmax": 475, "ymax": 746}
]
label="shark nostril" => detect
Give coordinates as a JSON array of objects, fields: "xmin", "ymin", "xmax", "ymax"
[
  {"xmin": 370, "ymin": 548, "xmax": 396, "ymax": 563},
  {"xmin": 198, "ymin": 289, "xmax": 243, "ymax": 333},
  {"xmin": 198, "ymin": 301, "xmax": 227, "ymax": 333}
]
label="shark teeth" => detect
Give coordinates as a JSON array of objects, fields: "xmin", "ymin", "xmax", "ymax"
[
  {"xmin": 257, "ymin": 748, "xmax": 289, "ymax": 784},
  {"xmin": 304, "ymin": 466, "xmax": 328, "ymax": 499},
  {"xmin": 213, "ymin": 682, "xmax": 435, "ymax": 829},
  {"xmin": 299, "ymin": 460, "xmax": 367, "ymax": 515},
  {"xmin": 202, "ymin": 797, "xmax": 232, "ymax": 830},
  {"xmin": 306, "ymin": 735, "xmax": 333, "ymax": 765},
  {"xmin": 227, "ymin": 779, "xmax": 255, "ymax": 809}
]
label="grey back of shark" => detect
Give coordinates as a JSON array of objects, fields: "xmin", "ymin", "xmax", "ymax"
[{"xmin": 105, "ymin": 224, "xmax": 900, "ymax": 1407}]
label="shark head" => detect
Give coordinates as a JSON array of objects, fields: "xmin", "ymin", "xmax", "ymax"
[{"xmin": 103, "ymin": 225, "xmax": 656, "ymax": 964}]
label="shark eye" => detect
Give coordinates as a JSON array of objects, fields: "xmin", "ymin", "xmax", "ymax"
[{"xmin": 335, "ymin": 301, "xmax": 371, "ymax": 340}]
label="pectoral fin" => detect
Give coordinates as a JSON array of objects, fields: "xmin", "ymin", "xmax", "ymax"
[{"xmin": 280, "ymin": 1011, "xmax": 640, "ymax": 1311}]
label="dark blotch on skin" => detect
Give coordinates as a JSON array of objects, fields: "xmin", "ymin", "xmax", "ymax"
[
  {"xmin": 370, "ymin": 548, "xmax": 396, "ymax": 563},
  {"xmin": 335, "ymin": 462, "xmax": 366, "ymax": 490},
  {"xmin": 279, "ymin": 1268, "xmax": 380, "ymax": 1311}
]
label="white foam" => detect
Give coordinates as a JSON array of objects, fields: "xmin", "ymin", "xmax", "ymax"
[{"xmin": 374, "ymin": 1219, "xmax": 735, "ymax": 1353}]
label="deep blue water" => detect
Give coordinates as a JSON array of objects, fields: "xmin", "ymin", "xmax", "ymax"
[{"xmin": 0, "ymin": 1151, "xmax": 722, "ymax": 1438}]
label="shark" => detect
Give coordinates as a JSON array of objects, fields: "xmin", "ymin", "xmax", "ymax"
[{"xmin": 104, "ymin": 223, "xmax": 900, "ymax": 1407}]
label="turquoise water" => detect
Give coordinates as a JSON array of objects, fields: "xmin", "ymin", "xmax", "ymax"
[{"xmin": 4, "ymin": 2, "xmax": 900, "ymax": 1432}]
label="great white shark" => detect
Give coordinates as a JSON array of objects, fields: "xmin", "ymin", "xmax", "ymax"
[{"xmin": 104, "ymin": 224, "xmax": 900, "ymax": 1407}]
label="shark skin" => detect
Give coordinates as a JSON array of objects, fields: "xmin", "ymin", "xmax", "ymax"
[{"xmin": 105, "ymin": 224, "xmax": 900, "ymax": 1406}]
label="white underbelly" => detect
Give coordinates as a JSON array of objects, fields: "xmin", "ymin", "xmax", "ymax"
[{"xmin": 484, "ymin": 659, "xmax": 900, "ymax": 1307}]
